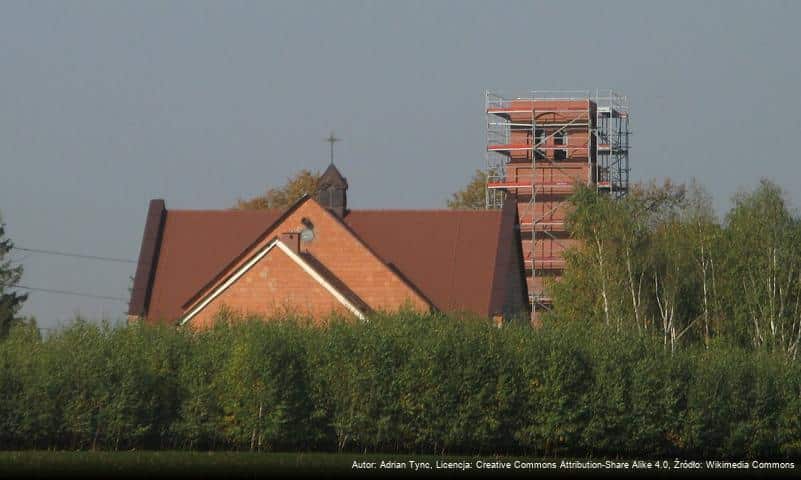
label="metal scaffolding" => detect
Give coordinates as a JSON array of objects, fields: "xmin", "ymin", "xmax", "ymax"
[
  {"xmin": 484, "ymin": 90, "xmax": 631, "ymax": 320},
  {"xmin": 595, "ymin": 91, "xmax": 631, "ymax": 198}
]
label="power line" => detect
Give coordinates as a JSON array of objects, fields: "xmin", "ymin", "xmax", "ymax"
[
  {"xmin": 12, "ymin": 246, "xmax": 137, "ymax": 264},
  {"xmin": 7, "ymin": 284, "xmax": 128, "ymax": 302}
]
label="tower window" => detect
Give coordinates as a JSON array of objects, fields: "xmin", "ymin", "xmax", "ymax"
[
  {"xmin": 534, "ymin": 128, "xmax": 545, "ymax": 160},
  {"xmin": 554, "ymin": 130, "xmax": 567, "ymax": 160},
  {"xmin": 534, "ymin": 128, "xmax": 545, "ymax": 146}
]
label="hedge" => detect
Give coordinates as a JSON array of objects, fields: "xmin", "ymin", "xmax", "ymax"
[{"xmin": 0, "ymin": 312, "xmax": 799, "ymax": 457}]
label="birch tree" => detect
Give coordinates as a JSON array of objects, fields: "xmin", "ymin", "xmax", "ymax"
[
  {"xmin": 682, "ymin": 181, "xmax": 721, "ymax": 348},
  {"xmin": 722, "ymin": 180, "xmax": 801, "ymax": 357},
  {"xmin": 555, "ymin": 185, "xmax": 627, "ymax": 327}
]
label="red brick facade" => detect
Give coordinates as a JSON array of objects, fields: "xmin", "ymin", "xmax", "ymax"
[{"xmin": 188, "ymin": 242, "xmax": 353, "ymax": 329}]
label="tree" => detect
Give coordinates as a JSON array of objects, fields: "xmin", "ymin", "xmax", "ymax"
[
  {"xmin": 560, "ymin": 184, "xmax": 625, "ymax": 327},
  {"xmin": 681, "ymin": 180, "xmax": 721, "ymax": 348},
  {"xmin": 0, "ymin": 216, "xmax": 27, "ymax": 337},
  {"xmin": 235, "ymin": 170, "xmax": 321, "ymax": 210},
  {"xmin": 550, "ymin": 180, "xmax": 695, "ymax": 344},
  {"xmin": 549, "ymin": 177, "xmax": 801, "ymax": 357},
  {"xmin": 719, "ymin": 179, "xmax": 801, "ymax": 356},
  {"xmin": 629, "ymin": 180, "xmax": 698, "ymax": 351},
  {"xmin": 447, "ymin": 169, "xmax": 492, "ymax": 210}
]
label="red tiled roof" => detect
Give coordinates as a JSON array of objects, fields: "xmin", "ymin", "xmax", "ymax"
[
  {"xmin": 146, "ymin": 209, "xmax": 283, "ymax": 321},
  {"xmin": 138, "ymin": 202, "xmax": 514, "ymax": 322},
  {"xmin": 343, "ymin": 210, "xmax": 503, "ymax": 314}
]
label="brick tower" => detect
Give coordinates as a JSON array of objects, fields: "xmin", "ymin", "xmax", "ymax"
[{"xmin": 485, "ymin": 90, "xmax": 630, "ymax": 324}]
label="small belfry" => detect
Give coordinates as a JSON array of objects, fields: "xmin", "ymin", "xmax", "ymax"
[{"xmin": 316, "ymin": 131, "xmax": 348, "ymax": 218}]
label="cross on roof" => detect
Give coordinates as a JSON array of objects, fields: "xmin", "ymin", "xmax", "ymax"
[{"xmin": 325, "ymin": 131, "xmax": 341, "ymax": 165}]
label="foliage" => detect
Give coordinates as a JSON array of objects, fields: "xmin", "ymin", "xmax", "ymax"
[
  {"xmin": 549, "ymin": 178, "xmax": 801, "ymax": 357},
  {"xmin": 719, "ymin": 179, "xmax": 801, "ymax": 352},
  {"xmin": 447, "ymin": 169, "xmax": 492, "ymax": 210},
  {"xmin": 0, "ymin": 217, "xmax": 27, "ymax": 337},
  {"xmin": 235, "ymin": 170, "xmax": 321, "ymax": 210},
  {"xmin": 1, "ymin": 312, "xmax": 800, "ymax": 457}
]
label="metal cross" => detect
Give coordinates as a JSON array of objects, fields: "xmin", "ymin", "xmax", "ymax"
[{"xmin": 325, "ymin": 131, "xmax": 341, "ymax": 164}]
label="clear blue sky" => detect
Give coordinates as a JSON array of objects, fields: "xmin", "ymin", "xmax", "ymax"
[{"xmin": 1, "ymin": 0, "xmax": 800, "ymax": 329}]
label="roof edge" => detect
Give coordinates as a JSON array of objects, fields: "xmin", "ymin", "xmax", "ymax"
[
  {"xmin": 180, "ymin": 194, "xmax": 311, "ymax": 310},
  {"xmin": 128, "ymin": 199, "xmax": 167, "ymax": 316},
  {"xmin": 488, "ymin": 195, "xmax": 519, "ymax": 316},
  {"xmin": 179, "ymin": 237, "xmax": 368, "ymax": 326},
  {"xmin": 345, "ymin": 209, "xmax": 502, "ymax": 215}
]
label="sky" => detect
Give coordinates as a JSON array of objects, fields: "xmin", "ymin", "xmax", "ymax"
[{"xmin": 1, "ymin": 0, "xmax": 800, "ymax": 330}]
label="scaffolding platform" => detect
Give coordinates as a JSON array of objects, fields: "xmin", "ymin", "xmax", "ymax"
[
  {"xmin": 524, "ymin": 255, "xmax": 567, "ymax": 269},
  {"xmin": 519, "ymin": 221, "xmax": 566, "ymax": 232},
  {"xmin": 487, "ymin": 181, "xmax": 575, "ymax": 193}
]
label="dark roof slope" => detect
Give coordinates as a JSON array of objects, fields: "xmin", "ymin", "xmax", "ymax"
[
  {"xmin": 145, "ymin": 209, "xmax": 283, "ymax": 321},
  {"xmin": 343, "ymin": 210, "xmax": 504, "ymax": 315},
  {"xmin": 317, "ymin": 163, "xmax": 348, "ymax": 189},
  {"xmin": 128, "ymin": 199, "xmax": 165, "ymax": 317}
]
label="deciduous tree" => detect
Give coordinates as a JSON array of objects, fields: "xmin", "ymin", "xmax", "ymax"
[
  {"xmin": 720, "ymin": 179, "xmax": 801, "ymax": 356},
  {"xmin": 447, "ymin": 169, "xmax": 492, "ymax": 210},
  {"xmin": 235, "ymin": 170, "xmax": 321, "ymax": 210}
]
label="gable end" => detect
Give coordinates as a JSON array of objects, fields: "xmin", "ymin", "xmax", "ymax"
[{"xmin": 180, "ymin": 238, "xmax": 368, "ymax": 326}]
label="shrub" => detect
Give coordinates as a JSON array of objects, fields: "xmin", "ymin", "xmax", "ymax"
[{"xmin": 0, "ymin": 312, "xmax": 799, "ymax": 457}]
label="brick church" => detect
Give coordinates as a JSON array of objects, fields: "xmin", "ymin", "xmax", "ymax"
[{"xmin": 128, "ymin": 163, "xmax": 528, "ymax": 327}]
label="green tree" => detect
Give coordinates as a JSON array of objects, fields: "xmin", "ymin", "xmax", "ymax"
[
  {"xmin": 679, "ymin": 180, "xmax": 722, "ymax": 347},
  {"xmin": 235, "ymin": 169, "xmax": 321, "ymax": 210},
  {"xmin": 550, "ymin": 180, "xmax": 694, "ymax": 341},
  {"xmin": 447, "ymin": 169, "xmax": 492, "ymax": 210},
  {"xmin": 550, "ymin": 177, "xmax": 801, "ymax": 356},
  {"xmin": 216, "ymin": 318, "xmax": 315, "ymax": 451},
  {"xmin": 647, "ymin": 215, "xmax": 701, "ymax": 352},
  {"xmin": 551, "ymin": 184, "xmax": 629, "ymax": 327},
  {"xmin": 0, "ymin": 216, "xmax": 27, "ymax": 337},
  {"xmin": 719, "ymin": 179, "xmax": 801, "ymax": 355}
]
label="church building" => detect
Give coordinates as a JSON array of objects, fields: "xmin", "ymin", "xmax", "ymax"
[{"xmin": 128, "ymin": 163, "xmax": 528, "ymax": 327}]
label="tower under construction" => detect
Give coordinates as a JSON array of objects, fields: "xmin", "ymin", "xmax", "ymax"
[{"xmin": 485, "ymin": 90, "xmax": 630, "ymax": 323}]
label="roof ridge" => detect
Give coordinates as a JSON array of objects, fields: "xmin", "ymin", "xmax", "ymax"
[
  {"xmin": 347, "ymin": 209, "xmax": 500, "ymax": 213},
  {"xmin": 165, "ymin": 208, "xmax": 500, "ymax": 215},
  {"xmin": 168, "ymin": 209, "xmax": 284, "ymax": 213}
]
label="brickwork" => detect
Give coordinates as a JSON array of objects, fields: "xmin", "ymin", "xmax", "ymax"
[
  {"xmin": 183, "ymin": 199, "xmax": 431, "ymax": 327},
  {"xmin": 287, "ymin": 202, "xmax": 431, "ymax": 312},
  {"xmin": 189, "ymin": 244, "xmax": 350, "ymax": 329}
]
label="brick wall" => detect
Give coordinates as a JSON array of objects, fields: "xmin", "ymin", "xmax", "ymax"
[
  {"xmin": 189, "ymin": 245, "xmax": 350, "ymax": 329},
  {"xmin": 184, "ymin": 199, "xmax": 431, "ymax": 327},
  {"xmin": 288, "ymin": 201, "xmax": 430, "ymax": 312}
]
